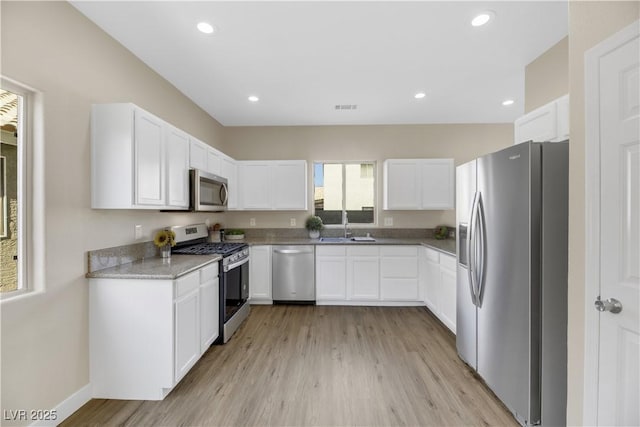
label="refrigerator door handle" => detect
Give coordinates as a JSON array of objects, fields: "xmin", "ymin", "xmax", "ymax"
[
  {"xmin": 467, "ymin": 191, "xmax": 480, "ymax": 306},
  {"xmin": 475, "ymin": 192, "xmax": 487, "ymax": 307}
]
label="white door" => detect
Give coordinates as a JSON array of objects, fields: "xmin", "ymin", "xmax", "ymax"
[{"xmin": 586, "ymin": 21, "xmax": 639, "ymax": 426}]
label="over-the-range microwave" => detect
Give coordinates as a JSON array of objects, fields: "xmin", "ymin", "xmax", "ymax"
[{"xmin": 190, "ymin": 169, "xmax": 228, "ymax": 212}]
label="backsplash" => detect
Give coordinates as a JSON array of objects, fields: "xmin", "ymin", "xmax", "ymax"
[
  {"xmin": 87, "ymin": 241, "xmax": 157, "ymax": 274},
  {"xmin": 239, "ymin": 227, "xmax": 451, "ymax": 239}
]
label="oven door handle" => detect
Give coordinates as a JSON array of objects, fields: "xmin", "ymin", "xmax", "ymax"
[{"xmin": 224, "ymin": 256, "xmax": 249, "ymax": 272}]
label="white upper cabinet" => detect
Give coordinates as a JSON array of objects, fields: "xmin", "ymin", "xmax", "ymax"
[
  {"xmin": 383, "ymin": 160, "xmax": 421, "ymax": 209},
  {"xmin": 383, "ymin": 159, "xmax": 454, "ymax": 210},
  {"xmin": 189, "ymin": 137, "xmax": 223, "ymax": 176},
  {"xmin": 238, "ymin": 160, "xmax": 307, "ymax": 210},
  {"xmin": 272, "ymin": 161, "xmax": 308, "ymax": 210},
  {"xmin": 240, "ymin": 161, "xmax": 272, "ymax": 209},
  {"xmin": 189, "ymin": 138, "xmax": 208, "ymax": 171},
  {"xmin": 514, "ymin": 94, "xmax": 569, "ymax": 144},
  {"xmin": 420, "ymin": 160, "xmax": 455, "ymax": 209},
  {"xmin": 220, "ymin": 154, "xmax": 238, "ymax": 210},
  {"xmin": 133, "ymin": 109, "xmax": 165, "ymax": 206},
  {"xmin": 207, "ymin": 149, "xmax": 222, "ymax": 176},
  {"xmin": 166, "ymin": 126, "xmax": 190, "ymax": 208},
  {"xmin": 92, "ymin": 103, "xmax": 190, "ymax": 210}
]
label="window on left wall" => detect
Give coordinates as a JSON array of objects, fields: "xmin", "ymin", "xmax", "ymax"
[{"xmin": 1, "ymin": 86, "xmax": 23, "ymax": 295}]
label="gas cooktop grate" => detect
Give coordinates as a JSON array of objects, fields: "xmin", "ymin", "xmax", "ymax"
[{"xmin": 172, "ymin": 242, "xmax": 247, "ymax": 256}]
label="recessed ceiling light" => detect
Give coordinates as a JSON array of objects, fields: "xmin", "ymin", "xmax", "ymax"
[
  {"xmin": 197, "ymin": 22, "xmax": 214, "ymax": 34},
  {"xmin": 248, "ymin": 95, "xmax": 259, "ymax": 102},
  {"xmin": 502, "ymin": 99, "xmax": 515, "ymax": 106},
  {"xmin": 471, "ymin": 11, "xmax": 495, "ymax": 27},
  {"xmin": 414, "ymin": 92, "xmax": 426, "ymax": 99}
]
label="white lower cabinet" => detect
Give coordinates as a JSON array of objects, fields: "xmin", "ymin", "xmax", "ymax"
[
  {"xmin": 316, "ymin": 245, "xmax": 422, "ymax": 305},
  {"xmin": 199, "ymin": 263, "xmax": 220, "ymax": 352},
  {"xmin": 316, "ymin": 246, "xmax": 347, "ymax": 301},
  {"xmin": 438, "ymin": 259, "xmax": 457, "ymax": 332},
  {"xmin": 421, "ymin": 247, "xmax": 457, "ymax": 333},
  {"xmin": 380, "ymin": 246, "xmax": 420, "ymax": 301},
  {"xmin": 90, "ymin": 261, "xmax": 219, "ymax": 400},
  {"xmin": 249, "ymin": 245, "xmax": 273, "ymax": 304},
  {"xmin": 347, "ymin": 246, "xmax": 380, "ymax": 301},
  {"xmin": 174, "ymin": 279, "xmax": 200, "ymax": 383}
]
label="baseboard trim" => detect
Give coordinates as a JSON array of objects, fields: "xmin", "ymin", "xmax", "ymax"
[{"xmin": 29, "ymin": 383, "xmax": 91, "ymax": 426}]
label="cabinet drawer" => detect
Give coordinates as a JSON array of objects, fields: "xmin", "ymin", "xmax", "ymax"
[
  {"xmin": 317, "ymin": 246, "xmax": 347, "ymax": 257},
  {"xmin": 440, "ymin": 254, "xmax": 457, "ymax": 272},
  {"xmin": 200, "ymin": 262, "xmax": 219, "ymax": 283},
  {"xmin": 347, "ymin": 246, "xmax": 379, "ymax": 257},
  {"xmin": 175, "ymin": 271, "xmax": 200, "ymax": 298},
  {"xmin": 380, "ymin": 245, "xmax": 418, "ymax": 257},
  {"xmin": 423, "ymin": 247, "xmax": 440, "ymax": 263},
  {"xmin": 380, "ymin": 257, "xmax": 418, "ymax": 278}
]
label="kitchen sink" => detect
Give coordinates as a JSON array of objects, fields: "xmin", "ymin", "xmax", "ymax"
[{"xmin": 319, "ymin": 237, "xmax": 350, "ymax": 243}]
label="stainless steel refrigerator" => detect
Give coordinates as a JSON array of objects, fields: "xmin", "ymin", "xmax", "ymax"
[{"xmin": 456, "ymin": 141, "xmax": 568, "ymax": 426}]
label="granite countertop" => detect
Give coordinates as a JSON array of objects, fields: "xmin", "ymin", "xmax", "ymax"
[
  {"xmin": 86, "ymin": 254, "xmax": 222, "ymax": 280},
  {"xmin": 240, "ymin": 236, "xmax": 456, "ymax": 256}
]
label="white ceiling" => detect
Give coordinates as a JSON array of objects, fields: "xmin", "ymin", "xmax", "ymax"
[{"xmin": 71, "ymin": 1, "xmax": 568, "ymax": 127}]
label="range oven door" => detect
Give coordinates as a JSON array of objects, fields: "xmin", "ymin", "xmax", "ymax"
[{"xmin": 222, "ymin": 257, "xmax": 249, "ymax": 322}]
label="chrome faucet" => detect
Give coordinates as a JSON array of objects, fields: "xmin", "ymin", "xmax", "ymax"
[{"xmin": 344, "ymin": 212, "xmax": 352, "ymax": 238}]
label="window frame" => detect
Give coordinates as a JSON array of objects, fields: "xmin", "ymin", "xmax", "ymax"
[
  {"xmin": 1, "ymin": 77, "xmax": 44, "ymax": 301},
  {"xmin": 313, "ymin": 160, "xmax": 377, "ymax": 227},
  {"xmin": 0, "ymin": 155, "xmax": 6, "ymax": 238}
]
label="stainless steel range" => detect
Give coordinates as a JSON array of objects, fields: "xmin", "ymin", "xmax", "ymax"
[{"xmin": 172, "ymin": 224, "xmax": 250, "ymax": 344}]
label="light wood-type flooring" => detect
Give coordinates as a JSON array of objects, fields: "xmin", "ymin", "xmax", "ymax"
[{"xmin": 63, "ymin": 305, "xmax": 518, "ymax": 426}]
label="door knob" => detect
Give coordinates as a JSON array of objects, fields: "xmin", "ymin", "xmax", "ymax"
[{"xmin": 594, "ymin": 296, "xmax": 623, "ymax": 314}]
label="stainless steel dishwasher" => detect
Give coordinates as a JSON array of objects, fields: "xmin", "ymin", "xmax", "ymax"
[{"xmin": 272, "ymin": 245, "xmax": 315, "ymax": 304}]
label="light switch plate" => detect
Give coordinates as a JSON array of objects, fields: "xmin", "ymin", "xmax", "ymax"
[
  {"xmin": 134, "ymin": 224, "xmax": 143, "ymax": 239},
  {"xmin": 290, "ymin": 218, "xmax": 296, "ymax": 227},
  {"xmin": 384, "ymin": 217, "xmax": 393, "ymax": 226},
  {"xmin": 249, "ymin": 218, "xmax": 256, "ymax": 226}
]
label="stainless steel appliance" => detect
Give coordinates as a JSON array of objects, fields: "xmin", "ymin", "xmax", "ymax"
[
  {"xmin": 456, "ymin": 141, "xmax": 568, "ymax": 426},
  {"xmin": 172, "ymin": 224, "xmax": 249, "ymax": 344},
  {"xmin": 190, "ymin": 169, "xmax": 228, "ymax": 212},
  {"xmin": 272, "ymin": 246, "xmax": 315, "ymax": 303}
]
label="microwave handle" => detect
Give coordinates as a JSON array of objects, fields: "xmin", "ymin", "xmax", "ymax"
[{"xmin": 220, "ymin": 183, "xmax": 229, "ymax": 205}]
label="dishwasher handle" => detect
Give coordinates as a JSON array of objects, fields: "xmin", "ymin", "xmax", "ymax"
[{"xmin": 273, "ymin": 248, "xmax": 313, "ymax": 255}]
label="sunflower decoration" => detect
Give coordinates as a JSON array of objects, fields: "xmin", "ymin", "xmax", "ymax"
[{"xmin": 153, "ymin": 229, "xmax": 176, "ymax": 248}]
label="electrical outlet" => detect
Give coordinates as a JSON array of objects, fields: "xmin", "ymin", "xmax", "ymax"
[
  {"xmin": 249, "ymin": 218, "xmax": 256, "ymax": 227},
  {"xmin": 384, "ymin": 217, "xmax": 393, "ymax": 226},
  {"xmin": 290, "ymin": 218, "xmax": 296, "ymax": 227},
  {"xmin": 134, "ymin": 225, "xmax": 143, "ymax": 240}
]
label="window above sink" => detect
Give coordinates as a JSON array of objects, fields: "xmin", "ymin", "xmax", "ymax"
[{"xmin": 313, "ymin": 161, "xmax": 376, "ymax": 226}]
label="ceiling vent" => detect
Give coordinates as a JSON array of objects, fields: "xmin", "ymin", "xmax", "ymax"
[{"xmin": 334, "ymin": 104, "xmax": 358, "ymax": 110}]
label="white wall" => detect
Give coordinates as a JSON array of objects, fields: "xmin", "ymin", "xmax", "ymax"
[{"xmin": 0, "ymin": 2, "xmax": 225, "ymax": 424}]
